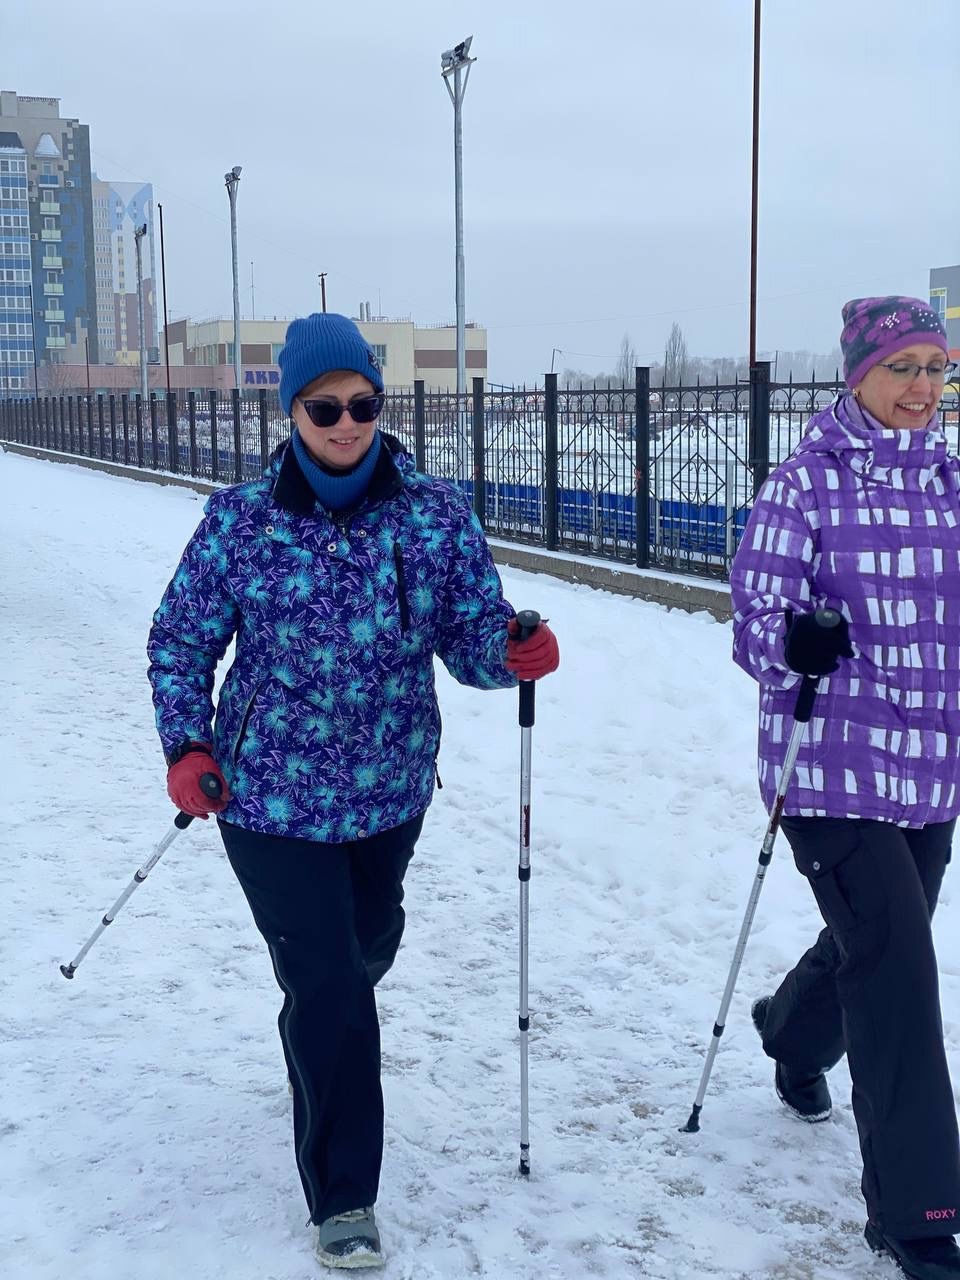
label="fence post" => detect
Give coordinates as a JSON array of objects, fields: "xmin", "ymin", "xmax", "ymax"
[
  {"xmin": 471, "ymin": 376, "xmax": 486, "ymax": 527},
  {"xmin": 635, "ymin": 365, "xmax": 651, "ymax": 569},
  {"xmin": 210, "ymin": 391, "xmax": 219, "ymax": 484},
  {"xmin": 544, "ymin": 372, "xmax": 559, "ymax": 551},
  {"xmin": 167, "ymin": 391, "xmax": 179, "ymax": 474},
  {"xmin": 231, "ymin": 387, "xmax": 243, "ymax": 482},
  {"xmin": 108, "ymin": 395, "xmax": 117, "ymax": 461},
  {"xmin": 258, "ymin": 388, "xmax": 268, "ymax": 470},
  {"xmin": 188, "ymin": 391, "xmax": 198, "ymax": 475},
  {"xmin": 121, "ymin": 394, "xmax": 129, "ymax": 464},
  {"xmin": 148, "ymin": 393, "xmax": 160, "ymax": 467},
  {"xmin": 97, "ymin": 394, "xmax": 106, "ymax": 459},
  {"xmin": 749, "ymin": 360, "xmax": 771, "ymax": 497},
  {"xmin": 135, "ymin": 394, "xmax": 144, "ymax": 466},
  {"xmin": 413, "ymin": 379, "xmax": 427, "ymax": 473}
]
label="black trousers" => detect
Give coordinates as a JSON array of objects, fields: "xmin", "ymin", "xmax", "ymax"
[
  {"xmin": 219, "ymin": 813, "xmax": 424, "ymax": 1224},
  {"xmin": 759, "ymin": 816, "xmax": 960, "ymax": 1238}
]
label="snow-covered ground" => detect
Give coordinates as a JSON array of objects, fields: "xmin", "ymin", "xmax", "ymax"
[{"xmin": 3, "ymin": 447, "xmax": 956, "ymax": 1280}]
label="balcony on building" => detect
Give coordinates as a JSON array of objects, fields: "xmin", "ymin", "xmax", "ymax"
[
  {"xmin": 42, "ymin": 253, "xmax": 62, "ymax": 269},
  {"xmin": 44, "ymin": 308, "xmax": 65, "ymax": 322},
  {"xmin": 43, "ymin": 282, "xmax": 63, "ymax": 296},
  {"xmin": 45, "ymin": 335, "xmax": 66, "ymax": 349},
  {"xmin": 39, "ymin": 200, "xmax": 60, "ymax": 215},
  {"xmin": 40, "ymin": 228, "xmax": 61, "ymax": 242}
]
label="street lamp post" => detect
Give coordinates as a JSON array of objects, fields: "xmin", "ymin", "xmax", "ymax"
[
  {"xmin": 224, "ymin": 166, "xmax": 242, "ymax": 391},
  {"xmin": 441, "ymin": 36, "xmax": 476, "ymax": 483},
  {"xmin": 749, "ymin": 0, "xmax": 762, "ymax": 368},
  {"xmin": 133, "ymin": 222, "xmax": 148, "ymax": 403}
]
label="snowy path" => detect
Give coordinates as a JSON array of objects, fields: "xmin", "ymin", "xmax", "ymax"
[{"xmin": 3, "ymin": 449, "xmax": 954, "ymax": 1279}]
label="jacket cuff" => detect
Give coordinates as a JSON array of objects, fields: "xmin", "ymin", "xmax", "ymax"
[{"xmin": 165, "ymin": 740, "xmax": 213, "ymax": 768}]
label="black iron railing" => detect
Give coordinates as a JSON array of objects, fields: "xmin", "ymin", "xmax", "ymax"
[{"xmin": 3, "ymin": 370, "xmax": 957, "ymax": 580}]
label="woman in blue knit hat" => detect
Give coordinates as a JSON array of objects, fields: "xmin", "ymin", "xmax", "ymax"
[{"xmin": 147, "ymin": 312, "xmax": 559, "ymax": 1269}]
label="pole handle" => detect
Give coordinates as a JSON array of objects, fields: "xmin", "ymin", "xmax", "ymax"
[
  {"xmin": 513, "ymin": 610, "xmax": 542, "ymax": 726},
  {"xmin": 514, "ymin": 609, "xmax": 541, "ymax": 642},
  {"xmin": 790, "ymin": 608, "xmax": 838, "ymax": 722},
  {"xmin": 519, "ymin": 681, "xmax": 535, "ymax": 728},
  {"xmin": 174, "ymin": 772, "xmax": 224, "ymax": 830}
]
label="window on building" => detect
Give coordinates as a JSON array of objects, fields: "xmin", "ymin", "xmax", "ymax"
[
  {"xmin": 371, "ymin": 343, "xmax": 388, "ymax": 367},
  {"xmin": 931, "ymin": 288, "xmax": 947, "ymax": 321}
]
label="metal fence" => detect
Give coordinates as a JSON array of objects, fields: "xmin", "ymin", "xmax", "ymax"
[{"xmin": 3, "ymin": 367, "xmax": 958, "ymax": 581}]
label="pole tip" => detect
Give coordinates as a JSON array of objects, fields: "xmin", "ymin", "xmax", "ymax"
[
  {"xmin": 59, "ymin": 963, "xmax": 76, "ymax": 980},
  {"xmin": 679, "ymin": 1104, "xmax": 701, "ymax": 1133}
]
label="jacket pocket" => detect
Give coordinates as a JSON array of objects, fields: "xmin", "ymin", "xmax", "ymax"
[
  {"xmin": 393, "ymin": 542, "xmax": 410, "ymax": 633},
  {"xmin": 233, "ymin": 680, "xmax": 265, "ymax": 764}
]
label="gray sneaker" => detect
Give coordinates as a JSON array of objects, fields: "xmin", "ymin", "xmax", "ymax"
[{"xmin": 315, "ymin": 1207, "xmax": 383, "ymax": 1270}]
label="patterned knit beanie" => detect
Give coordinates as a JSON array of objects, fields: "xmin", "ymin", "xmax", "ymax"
[
  {"xmin": 278, "ymin": 313, "xmax": 384, "ymax": 415},
  {"xmin": 840, "ymin": 296, "xmax": 947, "ymax": 389}
]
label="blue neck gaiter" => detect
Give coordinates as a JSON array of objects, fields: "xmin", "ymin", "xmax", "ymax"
[{"xmin": 291, "ymin": 428, "xmax": 381, "ymax": 512}]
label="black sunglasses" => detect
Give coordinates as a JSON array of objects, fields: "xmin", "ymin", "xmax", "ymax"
[{"xmin": 297, "ymin": 394, "xmax": 384, "ymax": 429}]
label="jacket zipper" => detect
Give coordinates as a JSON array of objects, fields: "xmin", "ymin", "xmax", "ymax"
[
  {"xmin": 393, "ymin": 542, "xmax": 410, "ymax": 633},
  {"xmin": 233, "ymin": 682, "xmax": 263, "ymax": 764}
]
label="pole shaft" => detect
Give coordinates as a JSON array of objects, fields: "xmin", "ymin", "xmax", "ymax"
[
  {"xmin": 61, "ymin": 820, "xmax": 184, "ymax": 975},
  {"xmin": 229, "ymin": 185, "xmax": 242, "ymax": 392},
  {"xmin": 749, "ymin": 0, "xmax": 762, "ymax": 368},
  {"xmin": 158, "ymin": 202, "xmax": 171, "ymax": 395},
  {"xmin": 518, "ymin": 721, "xmax": 533, "ymax": 1171},
  {"xmin": 28, "ymin": 277, "xmax": 39, "ymax": 395},
  {"xmin": 688, "ymin": 708, "xmax": 807, "ymax": 1115},
  {"xmin": 135, "ymin": 230, "xmax": 148, "ymax": 403},
  {"xmin": 453, "ymin": 65, "xmax": 465, "ymax": 400}
]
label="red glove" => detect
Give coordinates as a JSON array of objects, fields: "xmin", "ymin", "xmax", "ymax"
[
  {"xmin": 506, "ymin": 618, "xmax": 560, "ymax": 681},
  {"xmin": 167, "ymin": 744, "xmax": 230, "ymax": 819}
]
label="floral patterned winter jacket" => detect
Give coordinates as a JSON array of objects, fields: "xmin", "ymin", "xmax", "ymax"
[{"xmin": 148, "ymin": 433, "xmax": 517, "ymax": 840}]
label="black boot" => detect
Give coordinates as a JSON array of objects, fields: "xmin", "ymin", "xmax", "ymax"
[
  {"xmin": 865, "ymin": 1222, "xmax": 960, "ymax": 1278},
  {"xmin": 751, "ymin": 996, "xmax": 832, "ymax": 1123}
]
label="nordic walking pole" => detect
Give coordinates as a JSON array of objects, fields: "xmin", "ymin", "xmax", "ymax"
[
  {"xmin": 515, "ymin": 607, "xmax": 541, "ymax": 1177},
  {"xmin": 59, "ymin": 772, "xmax": 223, "ymax": 980},
  {"xmin": 680, "ymin": 607, "xmax": 843, "ymax": 1133}
]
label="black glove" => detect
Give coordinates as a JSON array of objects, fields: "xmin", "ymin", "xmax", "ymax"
[{"xmin": 783, "ymin": 609, "xmax": 853, "ymax": 677}]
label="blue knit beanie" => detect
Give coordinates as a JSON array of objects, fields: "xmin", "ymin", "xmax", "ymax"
[{"xmin": 278, "ymin": 313, "xmax": 384, "ymax": 415}]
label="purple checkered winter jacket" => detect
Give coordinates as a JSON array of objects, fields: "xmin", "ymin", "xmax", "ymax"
[{"xmin": 730, "ymin": 392, "xmax": 960, "ymax": 827}]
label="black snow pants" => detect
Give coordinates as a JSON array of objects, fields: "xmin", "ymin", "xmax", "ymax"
[
  {"xmin": 218, "ymin": 813, "xmax": 424, "ymax": 1225},
  {"xmin": 758, "ymin": 816, "xmax": 960, "ymax": 1238}
]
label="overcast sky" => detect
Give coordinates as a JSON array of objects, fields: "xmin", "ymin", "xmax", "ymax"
[{"xmin": 5, "ymin": 0, "xmax": 958, "ymax": 384}]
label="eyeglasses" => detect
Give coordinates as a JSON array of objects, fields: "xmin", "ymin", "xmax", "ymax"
[
  {"xmin": 297, "ymin": 394, "xmax": 384, "ymax": 428},
  {"xmin": 877, "ymin": 360, "xmax": 957, "ymax": 383}
]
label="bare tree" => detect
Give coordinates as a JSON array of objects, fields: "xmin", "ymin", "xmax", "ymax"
[
  {"xmin": 664, "ymin": 322, "xmax": 688, "ymax": 386},
  {"xmin": 615, "ymin": 333, "xmax": 637, "ymax": 386}
]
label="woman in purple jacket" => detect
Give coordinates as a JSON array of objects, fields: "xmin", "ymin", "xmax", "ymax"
[{"xmin": 730, "ymin": 297, "xmax": 960, "ymax": 1279}]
